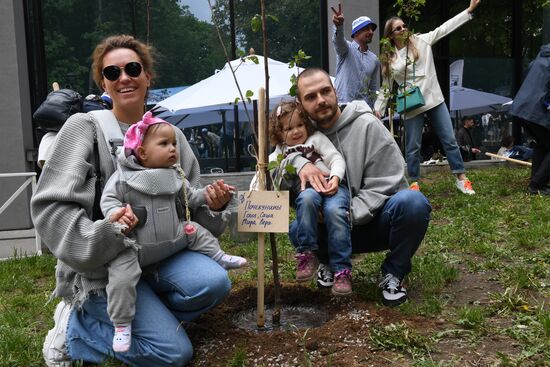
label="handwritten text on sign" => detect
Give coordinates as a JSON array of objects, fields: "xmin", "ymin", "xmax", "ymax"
[{"xmin": 237, "ymin": 191, "xmax": 289, "ymax": 233}]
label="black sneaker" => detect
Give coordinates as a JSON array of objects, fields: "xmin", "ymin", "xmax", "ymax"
[
  {"xmin": 378, "ymin": 273, "xmax": 407, "ymax": 306},
  {"xmin": 317, "ymin": 264, "xmax": 334, "ymax": 288},
  {"xmin": 528, "ymin": 185, "xmax": 550, "ymax": 196}
]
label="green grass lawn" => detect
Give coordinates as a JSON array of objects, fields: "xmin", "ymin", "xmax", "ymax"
[{"xmin": 1, "ymin": 166, "xmax": 549, "ymax": 366}]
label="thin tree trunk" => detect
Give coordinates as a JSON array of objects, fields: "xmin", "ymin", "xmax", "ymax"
[
  {"xmin": 260, "ymin": 0, "xmax": 281, "ymax": 326},
  {"xmin": 146, "ymin": 0, "xmax": 152, "ymax": 45},
  {"xmin": 130, "ymin": 0, "xmax": 137, "ymax": 38}
]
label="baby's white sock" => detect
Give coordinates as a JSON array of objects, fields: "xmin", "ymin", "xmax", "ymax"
[
  {"xmin": 113, "ymin": 323, "xmax": 132, "ymax": 353},
  {"xmin": 213, "ymin": 250, "xmax": 247, "ymax": 269}
]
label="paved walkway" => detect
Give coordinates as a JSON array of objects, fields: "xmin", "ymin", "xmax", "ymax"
[{"xmin": 0, "ymin": 229, "xmax": 39, "ymax": 259}]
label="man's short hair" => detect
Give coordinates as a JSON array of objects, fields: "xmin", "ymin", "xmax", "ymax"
[
  {"xmin": 295, "ymin": 67, "xmax": 333, "ymax": 101},
  {"xmin": 461, "ymin": 116, "xmax": 474, "ymax": 124}
]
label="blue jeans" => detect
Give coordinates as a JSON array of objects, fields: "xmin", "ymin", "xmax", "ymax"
[
  {"xmin": 316, "ymin": 190, "xmax": 431, "ymax": 278},
  {"xmin": 289, "ymin": 185, "xmax": 352, "ymax": 272},
  {"xmin": 66, "ymin": 251, "xmax": 231, "ymax": 366},
  {"xmin": 405, "ymin": 102, "xmax": 465, "ymax": 180}
]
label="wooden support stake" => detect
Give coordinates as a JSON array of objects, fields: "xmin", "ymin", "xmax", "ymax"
[
  {"xmin": 485, "ymin": 152, "xmax": 532, "ymax": 167},
  {"xmin": 256, "ymin": 87, "xmax": 266, "ymax": 328}
]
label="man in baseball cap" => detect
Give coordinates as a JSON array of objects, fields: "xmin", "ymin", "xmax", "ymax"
[{"xmin": 331, "ymin": 3, "xmax": 379, "ymax": 108}]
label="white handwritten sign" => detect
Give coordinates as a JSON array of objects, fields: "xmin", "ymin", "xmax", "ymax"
[{"xmin": 237, "ymin": 191, "xmax": 289, "ymax": 233}]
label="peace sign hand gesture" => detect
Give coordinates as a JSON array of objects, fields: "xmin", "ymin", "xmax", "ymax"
[{"xmin": 331, "ymin": 3, "xmax": 344, "ymax": 27}]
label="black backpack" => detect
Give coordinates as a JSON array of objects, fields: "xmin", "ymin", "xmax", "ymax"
[
  {"xmin": 33, "ymin": 89, "xmax": 112, "ymax": 133},
  {"xmin": 33, "ymin": 89, "xmax": 83, "ymax": 132}
]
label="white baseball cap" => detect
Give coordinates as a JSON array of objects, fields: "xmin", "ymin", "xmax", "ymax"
[{"xmin": 351, "ymin": 16, "xmax": 377, "ymax": 37}]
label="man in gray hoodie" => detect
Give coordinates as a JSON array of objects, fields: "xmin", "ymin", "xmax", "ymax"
[{"xmin": 291, "ymin": 67, "xmax": 431, "ymax": 306}]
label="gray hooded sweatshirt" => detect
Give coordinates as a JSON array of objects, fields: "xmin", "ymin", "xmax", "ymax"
[{"xmin": 292, "ymin": 100, "xmax": 409, "ymax": 225}]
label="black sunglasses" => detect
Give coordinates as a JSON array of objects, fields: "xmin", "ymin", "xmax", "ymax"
[
  {"xmin": 391, "ymin": 24, "xmax": 407, "ymax": 34},
  {"xmin": 102, "ymin": 62, "xmax": 143, "ymax": 81}
]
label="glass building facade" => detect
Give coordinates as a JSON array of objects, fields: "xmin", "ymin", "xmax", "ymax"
[{"xmin": 25, "ymin": 0, "xmax": 550, "ymax": 170}]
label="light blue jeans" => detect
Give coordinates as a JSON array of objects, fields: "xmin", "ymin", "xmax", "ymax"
[
  {"xmin": 405, "ymin": 102, "xmax": 465, "ymax": 181},
  {"xmin": 289, "ymin": 185, "xmax": 352, "ymax": 272},
  {"xmin": 66, "ymin": 251, "xmax": 231, "ymax": 367}
]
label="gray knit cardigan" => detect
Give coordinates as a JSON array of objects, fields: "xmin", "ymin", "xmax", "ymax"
[{"xmin": 31, "ymin": 112, "xmax": 230, "ymax": 304}]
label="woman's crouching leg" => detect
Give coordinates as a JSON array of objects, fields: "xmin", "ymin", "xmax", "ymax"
[
  {"xmin": 67, "ymin": 280, "xmax": 193, "ymax": 366},
  {"xmin": 145, "ymin": 250, "xmax": 232, "ymax": 322}
]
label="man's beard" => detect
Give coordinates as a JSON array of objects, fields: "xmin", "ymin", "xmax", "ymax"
[{"xmin": 314, "ymin": 104, "xmax": 337, "ymax": 128}]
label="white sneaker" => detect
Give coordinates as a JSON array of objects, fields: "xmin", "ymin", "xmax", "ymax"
[
  {"xmin": 316, "ymin": 263, "xmax": 334, "ymax": 288},
  {"xmin": 455, "ymin": 178, "xmax": 475, "ymax": 195},
  {"xmin": 218, "ymin": 253, "xmax": 247, "ymax": 269},
  {"xmin": 379, "ymin": 273, "xmax": 408, "ymax": 307},
  {"xmin": 113, "ymin": 323, "xmax": 132, "ymax": 353},
  {"xmin": 43, "ymin": 300, "xmax": 73, "ymax": 367}
]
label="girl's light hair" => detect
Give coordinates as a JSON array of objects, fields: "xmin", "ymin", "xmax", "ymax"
[
  {"xmin": 380, "ymin": 17, "xmax": 419, "ymax": 79},
  {"xmin": 268, "ymin": 101, "xmax": 314, "ymax": 146}
]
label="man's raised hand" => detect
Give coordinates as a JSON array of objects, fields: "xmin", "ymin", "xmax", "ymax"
[{"xmin": 331, "ymin": 2, "xmax": 344, "ymax": 27}]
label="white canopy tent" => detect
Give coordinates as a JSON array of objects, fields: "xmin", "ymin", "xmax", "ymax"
[{"xmin": 153, "ymin": 55, "xmax": 306, "ymax": 128}]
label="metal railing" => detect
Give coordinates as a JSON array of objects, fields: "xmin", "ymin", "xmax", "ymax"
[{"xmin": 0, "ymin": 172, "xmax": 41, "ymax": 255}]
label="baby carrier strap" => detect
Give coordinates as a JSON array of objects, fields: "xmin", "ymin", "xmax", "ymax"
[
  {"xmin": 89, "ymin": 110, "xmax": 124, "ymax": 167},
  {"xmin": 88, "ymin": 110, "xmax": 124, "ymax": 220}
]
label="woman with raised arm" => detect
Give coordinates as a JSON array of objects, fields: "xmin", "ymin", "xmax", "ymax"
[{"xmin": 374, "ymin": 0, "xmax": 481, "ymax": 194}]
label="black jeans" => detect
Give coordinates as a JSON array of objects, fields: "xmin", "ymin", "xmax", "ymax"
[{"xmin": 521, "ymin": 120, "xmax": 550, "ymax": 188}]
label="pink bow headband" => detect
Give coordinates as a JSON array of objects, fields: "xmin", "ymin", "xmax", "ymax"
[{"xmin": 124, "ymin": 111, "xmax": 169, "ymax": 157}]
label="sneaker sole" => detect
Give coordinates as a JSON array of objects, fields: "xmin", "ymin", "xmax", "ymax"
[
  {"xmin": 43, "ymin": 302, "xmax": 72, "ymax": 367},
  {"xmin": 43, "ymin": 303, "xmax": 67, "ymax": 355},
  {"xmin": 317, "ymin": 280, "xmax": 334, "ymax": 288},
  {"xmin": 381, "ymin": 295, "xmax": 408, "ymax": 307},
  {"xmin": 331, "ymin": 288, "xmax": 352, "ymax": 296},
  {"xmin": 113, "ymin": 344, "xmax": 131, "ymax": 353}
]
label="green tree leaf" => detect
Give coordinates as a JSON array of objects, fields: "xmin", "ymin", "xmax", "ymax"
[{"xmin": 251, "ymin": 14, "xmax": 262, "ymax": 33}]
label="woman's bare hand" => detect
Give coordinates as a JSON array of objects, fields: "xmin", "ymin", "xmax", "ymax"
[
  {"xmin": 468, "ymin": 0, "xmax": 481, "ymax": 13},
  {"xmin": 205, "ymin": 179, "xmax": 235, "ymax": 210}
]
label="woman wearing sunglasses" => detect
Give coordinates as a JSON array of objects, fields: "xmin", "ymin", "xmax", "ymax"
[
  {"xmin": 374, "ymin": 0, "xmax": 481, "ymax": 195},
  {"xmin": 33, "ymin": 35, "xmax": 233, "ymax": 366}
]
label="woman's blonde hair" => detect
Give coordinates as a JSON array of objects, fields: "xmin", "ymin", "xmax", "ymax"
[
  {"xmin": 380, "ymin": 17, "xmax": 419, "ymax": 79},
  {"xmin": 268, "ymin": 101, "xmax": 314, "ymax": 146},
  {"xmin": 92, "ymin": 34, "xmax": 156, "ymax": 91}
]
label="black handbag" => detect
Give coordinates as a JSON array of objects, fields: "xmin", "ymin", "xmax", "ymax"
[{"xmin": 33, "ymin": 89, "xmax": 83, "ymax": 132}]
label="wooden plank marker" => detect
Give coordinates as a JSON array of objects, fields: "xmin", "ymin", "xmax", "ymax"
[{"xmin": 485, "ymin": 152, "xmax": 532, "ymax": 167}]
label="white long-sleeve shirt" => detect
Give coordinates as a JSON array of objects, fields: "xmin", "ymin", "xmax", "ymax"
[{"xmin": 374, "ymin": 10, "xmax": 473, "ymax": 119}]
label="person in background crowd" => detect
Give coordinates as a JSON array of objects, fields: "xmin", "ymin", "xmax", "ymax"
[
  {"xmin": 219, "ymin": 121, "xmax": 235, "ymax": 157},
  {"xmin": 511, "ymin": 43, "xmax": 550, "ymax": 196},
  {"xmin": 331, "ymin": 2, "xmax": 380, "ymax": 108},
  {"xmin": 456, "ymin": 116, "xmax": 481, "ymax": 161},
  {"xmin": 494, "ymin": 135, "xmax": 533, "ymax": 161},
  {"xmin": 481, "ymin": 112, "xmax": 492, "ymax": 140},
  {"xmin": 201, "ymin": 127, "xmax": 221, "ymax": 158},
  {"xmin": 374, "ymin": 0, "xmax": 482, "ymax": 194}
]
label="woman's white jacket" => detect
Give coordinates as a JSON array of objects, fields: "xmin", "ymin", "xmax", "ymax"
[{"xmin": 374, "ymin": 10, "xmax": 473, "ymax": 119}]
